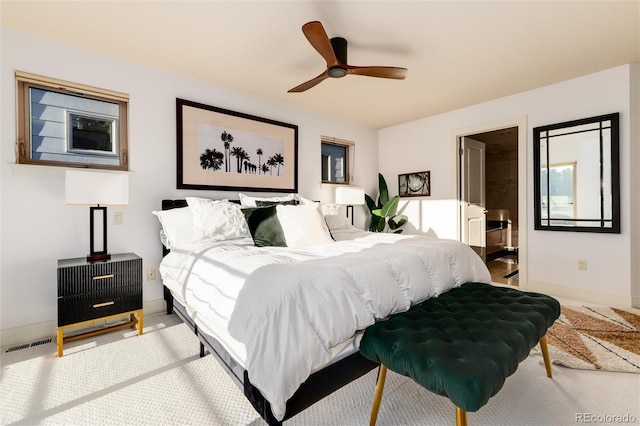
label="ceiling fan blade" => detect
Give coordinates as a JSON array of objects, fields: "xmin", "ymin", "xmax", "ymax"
[
  {"xmin": 288, "ymin": 70, "xmax": 330, "ymax": 93},
  {"xmin": 301, "ymin": 21, "xmax": 339, "ymax": 67},
  {"xmin": 346, "ymin": 65, "xmax": 408, "ymax": 80}
]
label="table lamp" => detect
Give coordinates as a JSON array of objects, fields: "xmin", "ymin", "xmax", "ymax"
[
  {"xmin": 335, "ymin": 186, "xmax": 365, "ymax": 225},
  {"xmin": 65, "ymin": 170, "xmax": 129, "ymax": 262}
]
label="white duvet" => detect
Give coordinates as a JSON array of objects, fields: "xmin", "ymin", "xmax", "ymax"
[
  {"xmin": 226, "ymin": 232, "xmax": 491, "ymax": 420},
  {"xmin": 160, "ymin": 230, "xmax": 490, "ymax": 421}
]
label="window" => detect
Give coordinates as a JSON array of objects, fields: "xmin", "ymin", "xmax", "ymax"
[
  {"xmin": 321, "ymin": 137, "xmax": 352, "ymax": 184},
  {"xmin": 16, "ymin": 71, "xmax": 129, "ymax": 170}
]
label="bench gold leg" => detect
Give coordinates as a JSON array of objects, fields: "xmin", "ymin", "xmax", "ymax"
[
  {"xmin": 539, "ymin": 335, "xmax": 553, "ymax": 378},
  {"xmin": 370, "ymin": 365, "xmax": 388, "ymax": 426},
  {"xmin": 456, "ymin": 407, "xmax": 468, "ymax": 426}
]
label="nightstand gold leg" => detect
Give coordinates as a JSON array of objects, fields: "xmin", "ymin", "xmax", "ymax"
[
  {"xmin": 137, "ymin": 310, "xmax": 144, "ymax": 335},
  {"xmin": 57, "ymin": 327, "xmax": 63, "ymax": 357}
]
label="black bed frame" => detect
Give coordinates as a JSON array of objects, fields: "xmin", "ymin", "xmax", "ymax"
[{"xmin": 160, "ymin": 199, "xmax": 379, "ymax": 425}]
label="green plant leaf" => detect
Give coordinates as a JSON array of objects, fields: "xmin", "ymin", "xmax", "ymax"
[
  {"xmin": 365, "ymin": 194, "xmax": 377, "ymax": 213},
  {"xmin": 388, "ymin": 214, "xmax": 408, "ymax": 230},
  {"xmin": 380, "ymin": 196, "xmax": 399, "ymax": 218},
  {"xmin": 370, "ymin": 214, "xmax": 385, "ymax": 232},
  {"xmin": 378, "ymin": 173, "xmax": 389, "ymax": 206},
  {"xmin": 366, "ymin": 174, "xmax": 403, "ymax": 233}
]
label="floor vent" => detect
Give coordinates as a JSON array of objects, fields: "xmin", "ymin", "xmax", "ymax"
[
  {"xmin": 4, "ymin": 337, "xmax": 54, "ymax": 353},
  {"xmin": 4, "ymin": 344, "xmax": 30, "ymax": 353},
  {"xmin": 30, "ymin": 338, "xmax": 53, "ymax": 347}
]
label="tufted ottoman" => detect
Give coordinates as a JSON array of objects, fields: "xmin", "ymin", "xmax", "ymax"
[{"xmin": 359, "ymin": 282, "xmax": 561, "ymax": 426}]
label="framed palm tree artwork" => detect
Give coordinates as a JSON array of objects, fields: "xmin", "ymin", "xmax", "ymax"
[
  {"xmin": 398, "ymin": 171, "xmax": 430, "ymax": 197},
  {"xmin": 176, "ymin": 98, "xmax": 298, "ymax": 192}
]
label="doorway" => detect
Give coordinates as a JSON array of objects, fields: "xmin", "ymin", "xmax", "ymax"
[{"xmin": 456, "ymin": 117, "xmax": 527, "ymax": 288}]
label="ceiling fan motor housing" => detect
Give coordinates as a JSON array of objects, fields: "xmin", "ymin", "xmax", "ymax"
[{"xmin": 329, "ymin": 37, "xmax": 348, "ymax": 78}]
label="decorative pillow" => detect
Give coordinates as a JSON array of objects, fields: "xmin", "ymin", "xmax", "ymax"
[
  {"xmin": 276, "ymin": 202, "xmax": 335, "ymax": 248},
  {"xmin": 255, "ymin": 199, "xmax": 298, "ymax": 207},
  {"xmin": 298, "ymin": 195, "xmax": 316, "ymax": 205},
  {"xmin": 152, "ymin": 207, "xmax": 194, "ymax": 249},
  {"xmin": 242, "ymin": 206, "xmax": 288, "ymax": 247},
  {"xmin": 299, "ymin": 196, "xmax": 354, "ymax": 231},
  {"xmin": 321, "ymin": 203, "xmax": 354, "ymax": 231},
  {"xmin": 186, "ymin": 197, "xmax": 250, "ymax": 242},
  {"xmin": 239, "ymin": 193, "xmax": 297, "ymax": 207}
]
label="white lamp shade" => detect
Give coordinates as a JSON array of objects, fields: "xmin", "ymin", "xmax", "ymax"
[
  {"xmin": 335, "ymin": 186, "xmax": 365, "ymax": 205},
  {"xmin": 65, "ymin": 170, "xmax": 129, "ymax": 206}
]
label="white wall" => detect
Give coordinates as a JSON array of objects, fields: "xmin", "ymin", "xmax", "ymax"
[
  {"xmin": 379, "ymin": 65, "xmax": 638, "ymax": 306},
  {"xmin": 630, "ymin": 63, "xmax": 640, "ymax": 308},
  {"xmin": 0, "ymin": 28, "xmax": 379, "ymax": 338}
]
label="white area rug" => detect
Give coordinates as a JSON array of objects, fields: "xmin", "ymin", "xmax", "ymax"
[{"xmin": 2, "ymin": 313, "xmax": 639, "ymax": 425}]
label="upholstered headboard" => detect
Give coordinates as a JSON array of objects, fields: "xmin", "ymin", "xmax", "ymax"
[{"xmin": 161, "ymin": 199, "xmax": 188, "ymax": 211}]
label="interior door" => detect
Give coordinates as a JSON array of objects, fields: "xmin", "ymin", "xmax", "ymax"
[{"xmin": 460, "ymin": 137, "xmax": 487, "ymax": 248}]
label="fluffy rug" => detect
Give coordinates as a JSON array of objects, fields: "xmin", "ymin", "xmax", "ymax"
[{"xmin": 532, "ymin": 305, "xmax": 640, "ymax": 373}]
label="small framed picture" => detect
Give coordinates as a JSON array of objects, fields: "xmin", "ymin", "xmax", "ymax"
[{"xmin": 399, "ymin": 171, "xmax": 430, "ymax": 197}]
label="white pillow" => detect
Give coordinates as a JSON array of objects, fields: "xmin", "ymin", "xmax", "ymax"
[
  {"xmin": 239, "ymin": 193, "xmax": 297, "ymax": 207},
  {"xmin": 276, "ymin": 202, "xmax": 334, "ymax": 248},
  {"xmin": 299, "ymin": 196, "xmax": 354, "ymax": 231},
  {"xmin": 152, "ymin": 207, "xmax": 194, "ymax": 249},
  {"xmin": 186, "ymin": 197, "xmax": 250, "ymax": 242},
  {"xmin": 321, "ymin": 203, "xmax": 354, "ymax": 231}
]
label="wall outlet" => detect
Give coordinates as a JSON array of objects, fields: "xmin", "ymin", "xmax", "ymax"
[
  {"xmin": 146, "ymin": 267, "xmax": 156, "ymax": 281},
  {"xmin": 114, "ymin": 212, "xmax": 124, "ymax": 225},
  {"xmin": 577, "ymin": 260, "xmax": 587, "ymax": 271}
]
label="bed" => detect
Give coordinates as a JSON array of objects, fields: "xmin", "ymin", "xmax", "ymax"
[{"xmin": 156, "ymin": 196, "xmax": 492, "ymax": 424}]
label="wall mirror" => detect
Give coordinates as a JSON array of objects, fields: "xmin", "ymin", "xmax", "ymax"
[{"xmin": 533, "ymin": 113, "xmax": 620, "ymax": 233}]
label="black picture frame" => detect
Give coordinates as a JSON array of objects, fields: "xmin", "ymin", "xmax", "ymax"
[
  {"xmin": 399, "ymin": 171, "xmax": 431, "ymax": 197},
  {"xmin": 176, "ymin": 98, "xmax": 298, "ymax": 192}
]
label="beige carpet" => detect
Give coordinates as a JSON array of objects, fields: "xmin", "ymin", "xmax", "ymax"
[
  {"xmin": 532, "ymin": 306, "xmax": 640, "ymax": 373},
  {"xmin": 2, "ymin": 313, "xmax": 639, "ymax": 425}
]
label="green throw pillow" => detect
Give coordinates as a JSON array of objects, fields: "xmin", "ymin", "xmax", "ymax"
[{"xmin": 242, "ymin": 206, "xmax": 287, "ymax": 247}]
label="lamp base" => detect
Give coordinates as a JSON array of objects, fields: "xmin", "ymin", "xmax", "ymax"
[
  {"xmin": 346, "ymin": 205, "xmax": 355, "ymax": 226},
  {"xmin": 88, "ymin": 205, "xmax": 110, "ymax": 263},
  {"xmin": 87, "ymin": 253, "xmax": 111, "ymax": 263}
]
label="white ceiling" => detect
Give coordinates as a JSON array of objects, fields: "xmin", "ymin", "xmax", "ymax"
[{"xmin": 2, "ymin": 1, "xmax": 639, "ymax": 129}]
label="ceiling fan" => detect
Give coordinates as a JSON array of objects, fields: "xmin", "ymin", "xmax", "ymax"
[{"xmin": 288, "ymin": 21, "xmax": 408, "ymax": 93}]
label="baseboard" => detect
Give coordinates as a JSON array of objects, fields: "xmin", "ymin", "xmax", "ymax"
[
  {"xmin": 0, "ymin": 298, "xmax": 167, "ymax": 349},
  {"xmin": 527, "ymin": 281, "xmax": 637, "ymax": 308}
]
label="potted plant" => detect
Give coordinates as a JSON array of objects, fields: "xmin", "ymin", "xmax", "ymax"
[{"xmin": 365, "ymin": 173, "xmax": 408, "ymax": 233}]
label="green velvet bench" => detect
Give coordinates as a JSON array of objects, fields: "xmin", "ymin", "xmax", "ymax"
[{"xmin": 359, "ymin": 282, "xmax": 561, "ymax": 426}]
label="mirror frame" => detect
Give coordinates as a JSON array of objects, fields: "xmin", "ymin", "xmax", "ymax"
[{"xmin": 533, "ymin": 113, "xmax": 620, "ymax": 234}]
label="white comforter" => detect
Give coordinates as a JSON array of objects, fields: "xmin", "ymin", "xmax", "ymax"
[{"xmin": 227, "ymin": 232, "xmax": 491, "ymax": 420}]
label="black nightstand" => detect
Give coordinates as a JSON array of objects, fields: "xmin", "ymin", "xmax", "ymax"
[{"xmin": 57, "ymin": 252, "xmax": 143, "ymax": 357}]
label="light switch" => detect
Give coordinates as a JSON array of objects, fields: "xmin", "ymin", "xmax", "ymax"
[{"xmin": 114, "ymin": 212, "xmax": 124, "ymax": 225}]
